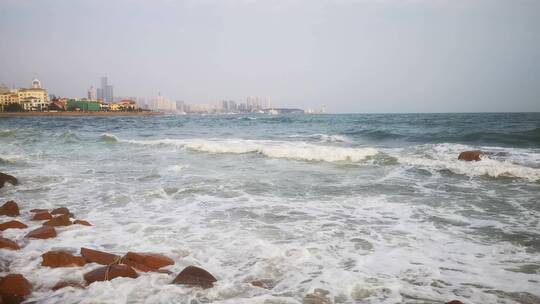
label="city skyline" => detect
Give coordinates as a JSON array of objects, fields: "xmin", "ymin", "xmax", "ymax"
[{"xmin": 1, "ymin": 0, "xmax": 540, "ymax": 113}]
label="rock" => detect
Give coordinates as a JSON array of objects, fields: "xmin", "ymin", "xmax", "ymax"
[
  {"xmin": 0, "ymin": 201, "xmax": 19, "ymax": 217},
  {"xmin": 250, "ymin": 279, "xmax": 274, "ymax": 289},
  {"xmin": 0, "ymin": 274, "xmax": 32, "ymax": 297},
  {"xmin": 80, "ymin": 248, "xmax": 121, "ymax": 265},
  {"xmin": 51, "ymin": 207, "xmax": 74, "ymax": 218},
  {"xmin": 0, "ymin": 237, "xmax": 19, "ymax": 250},
  {"xmin": 31, "ymin": 211, "xmax": 52, "ymax": 221},
  {"xmin": 0, "ymin": 172, "xmax": 18, "ymax": 189},
  {"xmin": 446, "ymin": 301, "xmax": 465, "ymax": 304},
  {"xmin": 42, "ymin": 251, "xmax": 86, "ymax": 268},
  {"xmin": 73, "ymin": 220, "xmax": 91, "ymax": 226},
  {"xmin": 0, "ymin": 221, "xmax": 28, "ymax": 231},
  {"xmin": 303, "ymin": 289, "xmax": 332, "ymax": 304},
  {"xmin": 458, "ymin": 151, "xmax": 482, "ymax": 161},
  {"xmin": 25, "ymin": 226, "xmax": 56, "ymax": 239},
  {"xmin": 124, "ymin": 252, "xmax": 174, "ymax": 270},
  {"xmin": 1, "ymin": 294, "xmax": 26, "ymax": 304},
  {"xmin": 172, "ymin": 266, "xmax": 217, "ymax": 289},
  {"xmin": 43, "ymin": 214, "xmax": 71, "ymax": 227},
  {"xmin": 51, "ymin": 281, "xmax": 85, "ymax": 291},
  {"xmin": 83, "ymin": 265, "xmax": 138, "ymax": 284},
  {"xmin": 29, "ymin": 209, "xmax": 48, "ymax": 213}
]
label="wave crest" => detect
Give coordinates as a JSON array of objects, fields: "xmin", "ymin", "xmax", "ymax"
[
  {"xmin": 99, "ymin": 133, "xmax": 120, "ymax": 143},
  {"xmin": 126, "ymin": 138, "xmax": 378, "ymax": 162}
]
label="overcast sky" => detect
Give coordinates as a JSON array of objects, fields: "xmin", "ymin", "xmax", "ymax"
[{"xmin": 1, "ymin": 0, "xmax": 539, "ymax": 113}]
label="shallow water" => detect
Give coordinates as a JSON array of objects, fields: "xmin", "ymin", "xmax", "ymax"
[{"xmin": 1, "ymin": 113, "xmax": 539, "ymax": 304}]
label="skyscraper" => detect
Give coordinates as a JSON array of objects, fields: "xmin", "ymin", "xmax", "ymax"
[
  {"xmin": 100, "ymin": 77, "xmax": 114, "ymax": 102},
  {"xmin": 87, "ymin": 86, "xmax": 97, "ymax": 100}
]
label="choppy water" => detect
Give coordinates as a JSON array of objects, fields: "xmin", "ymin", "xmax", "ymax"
[{"xmin": 1, "ymin": 113, "xmax": 539, "ymax": 304}]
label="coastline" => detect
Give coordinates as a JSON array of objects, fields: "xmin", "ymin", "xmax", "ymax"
[{"xmin": 0, "ymin": 111, "xmax": 162, "ymax": 117}]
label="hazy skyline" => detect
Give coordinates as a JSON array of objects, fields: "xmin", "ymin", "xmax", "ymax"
[{"xmin": 1, "ymin": 0, "xmax": 539, "ymax": 113}]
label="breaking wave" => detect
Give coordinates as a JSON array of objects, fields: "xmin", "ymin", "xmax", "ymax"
[
  {"xmin": 288, "ymin": 133, "xmax": 352, "ymax": 143},
  {"xmin": 395, "ymin": 144, "xmax": 540, "ymax": 181},
  {"xmin": 125, "ymin": 138, "xmax": 379, "ymax": 162},
  {"xmin": 99, "ymin": 133, "xmax": 120, "ymax": 143}
]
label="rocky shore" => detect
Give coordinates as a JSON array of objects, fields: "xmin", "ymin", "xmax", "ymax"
[{"xmin": 0, "ymin": 169, "xmax": 470, "ymax": 304}]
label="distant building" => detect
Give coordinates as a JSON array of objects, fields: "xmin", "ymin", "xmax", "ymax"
[
  {"xmin": 0, "ymin": 79, "xmax": 50, "ymax": 111},
  {"xmin": 176, "ymin": 100, "xmax": 185, "ymax": 112},
  {"xmin": 149, "ymin": 94, "xmax": 176, "ymax": 112},
  {"xmin": 67, "ymin": 99, "xmax": 100, "ymax": 111},
  {"xmin": 99, "ymin": 77, "xmax": 114, "ymax": 102},
  {"xmin": 87, "ymin": 86, "xmax": 97, "ymax": 100}
]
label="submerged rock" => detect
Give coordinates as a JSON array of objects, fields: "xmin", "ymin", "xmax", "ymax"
[
  {"xmin": 446, "ymin": 301, "xmax": 465, "ymax": 304},
  {"xmin": 0, "ymin": 237, "xmax": 19, "ymax": 250},
  {"xmin": 172, "ymin": 266, "xmax": 217, "ymax": 289},
  {"xmin": 124, "ymin": 252, "xmax": 174, "ymax": 270},
  {"xmin": 25, "ymin": 226, "xmax": 57, "ymax": 239},
  {"xmin": 42, "ymin": 251, "xmax": 86, "ymax": 268},
  {"xmin": 83, "ymin": 265, "xmax": 138, "ymax": 284},
  {"xmin": 73, "ymin": 220, "xmax": 91, "ymax": 226},
  {"xmin": 0, "ymin": 274, "xmax": 32, "ymax": 297},
  {"xmin": 51, "ymin": 281, "xmax": 85, "ymax": 291},
  {"xmin": 0, "ymin": 172, "xmax": 18, "ymax": 189},
  {"xmin": 80, "ymin": 248, "xmax": 121, "ymax": 265},
  {"xmin": 51, "ymin": 207, "xmax": 74, "ymax": 218},
  {"xmin": 458, "ymin": 151, "xmax": 482, "ymax": 161},
  {"xmin": 43, "ymin": 214, "xmax": 72, "ymax": 227},
  {"xmin": 250, "ymin": 279, "xmax": 274, "ymax": 290},
  {"xmin": 0, "ymin": 201, "xmax": 20, "ymax": 217},
  {"xmin": 303, "ymin": 289, "xmax": 332, "ymax": 304},
  {"xmin": 0, "ymin": 221, "xmax": 28, "ymax": 231},
  {"xmin": 30, "ymin": 209, "xmax": 48, "ymax": 213},
  {"xmin": 32, "ymin": 211, "xmax": 52, "ymax": 221}
]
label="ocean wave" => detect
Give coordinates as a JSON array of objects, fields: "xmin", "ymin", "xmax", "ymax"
[
  {"xmin": 395, "ymin": 144, "xmax": 540, "ymax": 181},
  {"xmin": 288, "ymin": 133, "xmax": 352, "ymax": 143},
  {"xmin": 0, "ymin": 129, "xmax": 16, "ymax": 137},
  {"xmin": 99, "ymin": 133, "xmax": 120, "ymax": 142},
  {"xmin": 125, "ymin": 138, "xmax": 378, "ymax": 162},
  {"xmin": 57, "ymin": 131, "xmax": 80, "ymax": 143}
]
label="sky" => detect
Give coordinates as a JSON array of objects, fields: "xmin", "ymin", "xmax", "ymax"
[{"xmin": 0, "ymin": 0, "xmax": 539, "ymax": 113}]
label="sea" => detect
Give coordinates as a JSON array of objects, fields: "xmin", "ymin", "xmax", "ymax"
[{"xmin": 1, "ymin": 112, "xmax": 539, "ymax": 304}]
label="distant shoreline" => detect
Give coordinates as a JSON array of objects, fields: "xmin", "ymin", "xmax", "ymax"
[{"xmin": 0, "ymin": 111, "xmax": 162, "ymax": 117}]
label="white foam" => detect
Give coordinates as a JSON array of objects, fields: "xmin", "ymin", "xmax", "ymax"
[
  {"xmin": 99, "ymin": 133, "xmax": 120, "ymax": 142},
  {"xmin": 394, "ymin": 144, "xmax": 540, "ymax": 181},
  {"xmin": 288, "ymin": 133, "xmax": 352, "ymax": 143},
  {"xmin": 125, "ymin": 138, "xmax": 378, "ymax": 162}
]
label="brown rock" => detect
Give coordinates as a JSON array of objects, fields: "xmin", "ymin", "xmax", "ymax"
[
  {"xmin": 51, "ymin": 281, "xmax": 85, "ymax": 291},
  {"xmin": 250, "ymin": 279, "xmax": 274, "ymax": 290},
  {"xmin": 458, "ymin": 151, "xmax": 482, "ymax": 161},
  {"xmin": 51, "ymin": 207, "xmax": 74, "ymax": 218},
  {"xmin": 0, "ymin": 172, "xmax": 18, "ymax": 189},
  {"xmin": 446, "ymin": 301, "xmax": 465, "ymax": 304},
  {"xmin": 1, "ymin": 294, "xmax": 26, "ymax": 304},
  {"xmin": 83, "ymin": 265, "xmax": 138, "ymax": 284},
  {"xmin": 0, "ymin": 201, "xmax": 19, "ymax": 217},
  {"xmin": 124, "ymin": 252, "xmax": 174, "ymax": 270},
  {"xmin": 0, "ymin": 237, "xmax": 19, "ymax": 250},
  {"xmin": 29, "ymin": 209, "xmax": 48, "ymax": 213},
  {"xmin": 73, "ymin": 220, "xmax": 91, "ymax": 226},
  {"xmin": 43, "ymin": 214, "xmax": 71, "ymax": 227},
  {"xmin": 0, "ymin": 221, "xmax": 28, "ymax": 231},
  {"xmin": 0, "ymin": 274, "xmax": 32, "ymax": 296},
  {"xmin": 80, "ymin": 248, "xmax": 121, "ymax": 265},
  {"xmin": 25, "ymin": 226, "xmax": 56, "ymax": 239},
  {"xmin": 172, "ymin": 266, "xmax": 217, "ymax": 289},
  {"xmin": 42, "ymin": 251, "xmax": 86, "ymax": 268},
  {"xmin": 31, "ymin": 211, "xmax": 52, "ymax": 221}
]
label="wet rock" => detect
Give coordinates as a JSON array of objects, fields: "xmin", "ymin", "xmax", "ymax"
[
  {"xmin": 51, "ymin": 281, "xmax": 85, "ymax": 291},
  {"xmin": 83, "ymin": 265, "xmax": 138, "ymax": 284},
  {"xmin": 43, "ymin": 214, "xmax": 71, "ymax": 227},
  {"xmin": 124, "ymin": 252, "xmax": 174, "ymax": 270},
  {"xmin": 0, "ymin": 274, "xmax": 32, "ymax": 297},
  {"xmin": 51, "ymin": 207, "xmax": 74, "ymax": 218},
  {"xmin": 29, "ymin": 209, "xmax": 48, "ymax": 213},
  {"xmin": 303, "ymin": 289, "xmax": 332, "ymax": 304},
  {"xmin": 172, "ymin": 266, "xmax": 217, "ymax": 289},
  {"xmin": 1, "ymin": 294, "xmax": 26, "ymax": 304},
  {"xmin": 31, "ymin": 211, "xmax": 52, "ymax": 221},
  {"xmin": 73, "ymin": 220, "xmax": 91, "ymax": 226},
  {"xmin": 0, "ymin": 237, "xmax": 19, "ymax": 250},
  {"xmin": 25, "ymin": 226, "xmax": 56, "ymax": 239},
  {"xmin": 446, "ymin": 301, "xmax": 465, "ymax": 304},
  {"xmin": 0, "ymin": 172, "xmax": 18, "ymax": 189},
  {"xmin": 80, "ymin": 248, "xmax": 121, "ymax": 265},
  {"xmin": 42, "ymin": 250, "xmax": 86, "ymax": 268},
  {"xmin": 250, "ymin": 279, "xmax": 274, "ymax": 290},
  {"xmin": 458, "ymin": 151, "xmax": 482, "ymax": 161},
  {"xmin": 0, "ymin": 221, "xmax": 28, "ymax": 231},
  {"xmin": 0, "ymin": 201, "xmax": 19, "ymax": 217}
]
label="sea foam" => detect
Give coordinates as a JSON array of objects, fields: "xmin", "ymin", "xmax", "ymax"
[{"xmin": 124, "ymin": 138, "xmax": 378, "ymax": 162}]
